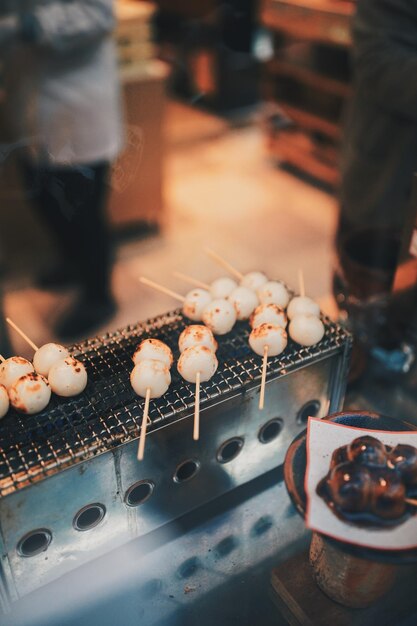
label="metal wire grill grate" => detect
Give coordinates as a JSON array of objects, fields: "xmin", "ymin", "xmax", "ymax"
[{"xmin": 0, "ymin": 310, "xmax": 351, "ymax": 496}]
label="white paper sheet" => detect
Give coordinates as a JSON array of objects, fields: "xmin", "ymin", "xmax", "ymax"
[{"xmin": 305, "ymin": 418, "xmax": 417, "ymax": 550}]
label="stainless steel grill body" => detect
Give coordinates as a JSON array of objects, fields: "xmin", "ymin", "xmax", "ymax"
[{"xmin": 0, "ymin": 309, "xmax": 351, "ymax": 607}]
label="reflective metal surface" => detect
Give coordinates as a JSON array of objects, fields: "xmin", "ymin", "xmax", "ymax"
[{"xmin": 3, "ymin": 470, "xmax": 309, "ymax": 626}]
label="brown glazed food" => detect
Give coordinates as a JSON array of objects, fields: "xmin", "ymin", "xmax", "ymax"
[
  {"xmin": 389, "ymin": 444, "xmax": 417, "ymax": 487},
  {"xmin": 317, "ymin": 436, "xmax": 417, "ymax": 528},
  {"xmin": 347, "ymin": 435, "xmax": 387, "ymax": 466}
]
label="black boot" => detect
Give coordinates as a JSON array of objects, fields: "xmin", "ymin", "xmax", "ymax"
[
  {"xmin": 55, "ymin": 292, "xmax": 117, "ymax": 341},
  {"xmin": 21, "ymin": 160, "xmax": 81, "ymax": 290},
  {"xmin": 35, "ymin": 262, "xmax": 78, "ymax": 290}
]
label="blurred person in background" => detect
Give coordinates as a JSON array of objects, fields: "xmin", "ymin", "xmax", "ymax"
[
  {"xmin": 336, "ymin": 0, "xmax": 417, "ymax": 375},
  {"xmin": 340, "ymin": 0, "xmax": 417, "ymax": 235},
  {"xmin": 0, "ymin": 0, "xmax": 123, "ymax": 340}
]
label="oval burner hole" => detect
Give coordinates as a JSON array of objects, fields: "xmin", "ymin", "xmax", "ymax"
[
  {"xmin": 125, "ymin": 480, "xmax": 154, "ymax": 507},
  {"xmin": 173, "ymin": 459, "xmax": 200, "ymax": 483},
  {"xmin": 17, "ymin": 529, "xmax": 52, "ymax": 557},
  {"xmin": 258, "ymin": 418, "xmax": 283, "ymax": 444},
  {"xmin": 216, "ymin": 437, "xmax": 244, "ymax": 463},
  {"xmin": 297, "ymin": 400, "xmax": 321, "ymax": 425},
  {"xmin": 73, "ymin": 503, "xmax": 106, "ymax": 531}
]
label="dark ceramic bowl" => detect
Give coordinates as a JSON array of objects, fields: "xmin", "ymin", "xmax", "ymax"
[{"xmin": 284, "ymin": 411, "xmax": 417, "ymax": 564}]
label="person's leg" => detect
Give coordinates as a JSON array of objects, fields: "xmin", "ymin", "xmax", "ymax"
[
  {"xmin": 52, "ymin": 162, "xmax": 116, "ymax": 339},
  {"xmin": 67, "ymin": 162, "xmax": 113, "ymax": 300},
  {"xmin": 20, "ymin": 160, "xmax": 78, "ymax": 287},
  {"xmin": 21, "ymin": 159, "xmax": 116, "ymax": 338}
]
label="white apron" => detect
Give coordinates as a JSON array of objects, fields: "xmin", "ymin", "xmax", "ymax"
[{"xmin": 1, "ymin": 0, "xmax": 123, "ymax": 166}]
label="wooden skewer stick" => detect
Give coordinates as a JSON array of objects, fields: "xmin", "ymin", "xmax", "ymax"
[
  {"xmin": 6, "ymin": 318, "xmax": 39, "ymax": 352},
  {"xmin": 173, "ymin": 271, "xmax": 210, "ymax": 290},
  {"xmin": 298, "ymin": 268, "xmax": 305, "ymax": 298},
  {"xmin": 139, "ymin": 277, "xmax": 185, "ymax": 303},
  {"xmin": 259, "ymin": 345, "xmax": 269, "ymax": 410},
  {"xmin": 204, "ymin": 247, "xmax": 243, "ymax": 281},
  {"xmin": 193, "ymin": 371, "xmax": 201, "ymax": 441},
  {"xmin": 137, "ymin": 387, "xmax": 151, "ymax": 461},
  {"xmin": 406, "ymin": 497, "xmax": 417, "ymax": 506}
]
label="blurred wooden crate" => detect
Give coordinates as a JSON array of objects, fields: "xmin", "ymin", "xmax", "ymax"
[
  {"xmin": 261, "ymin": 0, "xmax": 353, "ymax": 48},
  {"xmin": 261, "ymin": 0, "xmax": 353, "ymax": 187},
  {"xmin": 268, "ymin": 125, "xmax": 340, "ymax": 186},
  {"xmin": 108, "ymin": 60, "xmax": 170, "ymax": 229},
  {"xmin": 117, "ymin": 42, "xmax": 155, "ymax": 68},
  {"xmin": 115, "ymin": 1, "xmax": 156, "ymax": 69},
  {"xmin": 116, "ymin": 0, "xmax": 155, "ymax": 27},
  {"xmin": 154, "ymin": 0, "xmax": 216, "ymax": 19}
]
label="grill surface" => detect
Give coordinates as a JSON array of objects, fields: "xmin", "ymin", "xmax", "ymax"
[{"xmin": 0, "ymin": 310, "xmax": 350, "ymax": 497}]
